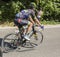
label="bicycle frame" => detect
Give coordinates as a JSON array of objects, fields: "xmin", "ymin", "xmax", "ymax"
[
  {"xmin": 16, "ymin": 24, "xmax": 36, "ymax": 43},
  {"xmin": 26, "ymin": 25, "xmax": 37, "ymax": 38},
  {"xmin": 15, "ymin": 24, "xmax": 42, "ymax": 46}
]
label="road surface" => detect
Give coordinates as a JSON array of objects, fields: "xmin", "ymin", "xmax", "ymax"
[{"xmin": 0, "ymin": 25, "xmax": 60, "ymax": 57}]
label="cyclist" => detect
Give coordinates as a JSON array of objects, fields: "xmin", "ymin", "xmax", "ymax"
[{"xmin": 14, "ymin": 3, "xmax": 44, "ymax": 41}]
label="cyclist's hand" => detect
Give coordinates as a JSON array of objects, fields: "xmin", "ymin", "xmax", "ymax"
[{"xmin": 40, "ymin": 25, "xmax": 44, "ymax": 30}]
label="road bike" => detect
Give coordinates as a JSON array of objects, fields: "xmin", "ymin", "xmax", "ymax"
[{"xmin": 2, "ymin": 24, "xmax": 44, "ymax": 52}]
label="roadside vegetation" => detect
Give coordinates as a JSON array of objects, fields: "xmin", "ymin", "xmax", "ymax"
[
  {"xmin": 0, "ymin": 20, "xmax": 60, "ymax": 27},
  {"xmin": 0, "ymin": 0, "xmax": 60, "ymax": 26}
]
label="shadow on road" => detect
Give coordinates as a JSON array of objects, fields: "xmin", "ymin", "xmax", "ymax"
[
  {"xmin": 0, "ymin": 38, "xmax": 3, "ymax": 57},
  {"xmin": 0, "ymin": 38, "xmax": 35, "ymax": 53},
  {"xmin": 0, "ymin": 38, "xmax": 3, "ymax": 47}
]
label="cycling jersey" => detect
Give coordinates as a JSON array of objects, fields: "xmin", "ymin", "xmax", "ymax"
[{"xmin": 15, "ymin": 9, "xmax": 35, "ymax": 20}]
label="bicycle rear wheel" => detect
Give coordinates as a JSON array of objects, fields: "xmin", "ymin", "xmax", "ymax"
[
  {"xmin": 30, "ymin": 31, "xmax": 43, "ymax": 46},
  {"xmin": 3, "ymin": 33, "xmax": 19, "ymax": 52}
]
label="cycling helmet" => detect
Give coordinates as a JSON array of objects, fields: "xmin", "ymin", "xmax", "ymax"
[{"xmin": 29, "ymin": 2, "xmax": 36, "ymax": 9}]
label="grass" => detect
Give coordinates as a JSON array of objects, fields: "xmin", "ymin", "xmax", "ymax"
[
  {"xmin": 41, "ymin": 20, "xmax": 60, "ymax": 25},
  {"xmin": 0, "ymin": 21, "xmax": 14, "ymax": 27},
  {"xmin": 0, "ymin": 20, "xmax": 60, "ymax": 27}
]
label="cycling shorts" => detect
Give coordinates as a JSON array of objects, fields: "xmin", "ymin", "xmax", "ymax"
[{"xmin": 14, "ymin": 18, "xmax": 31, "ymax": 26}]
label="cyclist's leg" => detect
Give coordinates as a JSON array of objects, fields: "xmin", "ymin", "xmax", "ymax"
[
  {"xmin": 22, "ymin": 20, "xmax": 33, "ymax": 40},
  {"xmin": 14, "ymin": 19, "xmax": 33, "ymax": 40},
  {"xmin": 19, "ymin": 19, "xmax": 33, "ymax": 40},
  {"xmin": 17, "ymin": 19, "xmax": 33, "ymax": 35},
  {"xmin": 26, "ymin": 21, "xmax": 33, "ymax": 35}
]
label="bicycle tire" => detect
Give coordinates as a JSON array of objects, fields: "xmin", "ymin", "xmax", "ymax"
[
  {"xmin": 3, "ymin": 33, "xmax": 20, "ymax": 52},
  {"xmin": 30, "ymin": 31, "xmax": 43, "ymax": 46}
]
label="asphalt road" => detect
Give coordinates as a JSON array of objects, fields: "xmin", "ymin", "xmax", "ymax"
[{"xmin": 0, "ymin": 26, "xmax": 60, "ymax": 57}]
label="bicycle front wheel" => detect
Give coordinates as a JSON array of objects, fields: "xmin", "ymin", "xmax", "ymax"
[{"xmin": 30, "ymin": 31, "xmax": 43, "ymax": 46}]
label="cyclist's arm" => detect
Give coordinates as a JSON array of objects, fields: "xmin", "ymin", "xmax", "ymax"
[
  {"xmin": 34, "ymin": 16, "xmax": 41, "ymax": 26},
  {"xmin": 31, "ymin": 10, "xmax": 41, "ymax": 26}
]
